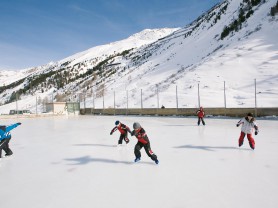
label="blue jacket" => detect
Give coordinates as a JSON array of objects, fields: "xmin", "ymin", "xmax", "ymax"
[{"xmin": 0, "ymin": 123, "xmax": 20, "ymax": 141}]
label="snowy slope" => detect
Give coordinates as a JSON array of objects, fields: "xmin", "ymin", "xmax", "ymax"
[
  {"xmin": 59, "ymin": 28, "xmax": 179, "ymax": 68},
  {"xmin": 0, "ymin": 0, "xmax": 278, "ymax": 114},
  {"xmin": 0, "ymin": 28, "xmax": 178, "ymax": 88},
  {"xmin": 88, "ymin": 0, "xmax": 278, "ymax": 109}
]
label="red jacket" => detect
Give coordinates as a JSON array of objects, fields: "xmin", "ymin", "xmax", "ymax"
[
  {"xmin": 196, "ymin": 108, "xmax": 205, "ymax": 118},
  {"xmin": 111, "ymin": 123, "xmax": 131, "ymax": 135},
  {"xmin": 131, "ymin": 128, "xmax": 149, "ymax": 144}
]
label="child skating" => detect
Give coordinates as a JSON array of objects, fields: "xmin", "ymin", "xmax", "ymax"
[
  {"xmin": 0, "ymin": 122, "xmax": 21, "ymax": 158},
  {"xmin": 110, "ymin": 120, "xmax": 131, "ymax": 145},
  {"xmin": 236, "ymin": 113, "xmax": 259, "ymax": 150},
  {"xmin": 131, "ymin": 122, "xmax": 159, "ymax": 164},
  {"xmin": 196, "ymin": 106, "xmax": 205, "ymax": 126}
]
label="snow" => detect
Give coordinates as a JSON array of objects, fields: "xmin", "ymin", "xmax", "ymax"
[
  {"xmin": 58, "ymin": 28, "xmax": 179, "ymax": 67},
  {"xmin": 1, "ymin": 115, "xmax": 278, "ymax": 208}
]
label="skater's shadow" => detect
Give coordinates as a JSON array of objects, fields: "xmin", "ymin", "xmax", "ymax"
[
  {"xmin": 174, "ymin": 145, "xmax": 251, "ymax": 152},
  {"xmin": 73, "ymin": 144, "xmax": 116, "ymax": 148},
  {"xmin": 64, "ymin": 155, "xmax": 155, "ymax": 166}
]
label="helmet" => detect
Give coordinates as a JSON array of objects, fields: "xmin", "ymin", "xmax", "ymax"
[
  {"xmin": 115, "ymin": 120, "xmax": 120, "ymax": 125},
  {"xmin": 247, "ymin": 113, "xmax": 253, "ymax": 117},
  {"xmin": 133, "ymin": 122, "xmax": 141, "ymax": 130}
]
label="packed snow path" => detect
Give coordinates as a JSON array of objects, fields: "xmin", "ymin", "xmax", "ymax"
[{"xmin": 1, "ymin": 115, "xmax": 277, "ymax": 208}]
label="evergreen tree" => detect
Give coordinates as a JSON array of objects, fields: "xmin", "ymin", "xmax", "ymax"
[{"xmin": 221, "ymin": 26, "xmax": 230, "ymax": 39}]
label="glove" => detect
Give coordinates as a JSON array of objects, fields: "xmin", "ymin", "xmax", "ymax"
[
  {"xmin": 17, "ymin": 122, "xmax": 22, "ymax": 125},
  {"xmin": 130, "ymin": 131, "xmax": 134, "ymax": 136},
  {"xmin": 110, "ymin": 132, "xmax": 113, "ymax": 135},
  {"xmin": 236, "ymin": 124, "xmax": 240, "ymax": 127},
  {"xmin": 255, "ymin": 131, "xmax": 258, "ymax": 135}
]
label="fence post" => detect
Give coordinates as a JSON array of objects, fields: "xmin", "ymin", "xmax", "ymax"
[
  {"xmin": 198, "ymin": 83, "xmax": 200, "ymax": 108},
  {"xmin": 102, "ymin": 93, "xmax": 105, "ymax": 110},
  {"xmin": 224, "ymin": 81, "xmax": 226, "ymax": 108},
  {"xmin": 176, "ymin": 85, "xmax": 178, "ymax": 109},
  {"xmin": 126, "ymin": 90, "xmax": 128, "ymax": 115},
  {"xmin": 16, "ymin": 93, "xmax": 18, "ymax": 117},
  {"xmin": 141, "ymin": 89, "xmax": 143, "ymax": 109},
  {"xmin": 255, "ymin": 79, "xmax": 257, "ymax": 117},
  {"xmin": 114, "ymin": 91, "xmax": 116, "ymax": 115},
  {"xmin": 92, "ymin": 87, "xmax": 95, "ymax": 114},
  {"xmin": 224, "ymin": 81, "xmax": 226, "ymax": 116},
  {"xmin": 36, "ymin": 96, "xmax": 38, "ymax": 115},
  {"xmin": 156, "ymin": 85, "xmax": 159, "ymax": 109},
  {"xmin": 83, "ymin": 93, "xmax": 86, "ymax": 110}
]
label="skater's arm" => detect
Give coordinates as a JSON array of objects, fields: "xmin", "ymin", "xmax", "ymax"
[
  {"xmin": 124, "ymin": 126, "xmax": 131, "ymax": 134},
  {"xmin": 6, "ymin": 123, "xmax": 21, "ymax": 132},
  {"xmin": 0, "ymin": 129, "xmax": 5, "ymax": 141},
  {"xmin": 110, "ymin": 126, "xmax": 117, "ymax": 135},
  {"xmin": 236, "ymin": 118, "xmax": 244, "ymax": 127},
  {"xmin": 254, "ymin": 123, "xmax": 259, "ymax": 135},
  {"xmin": 130, "ymin": 130, "xmax": 135, "ymax": 136}
]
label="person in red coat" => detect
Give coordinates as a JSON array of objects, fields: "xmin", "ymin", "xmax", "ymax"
[
  {"xmin": 196, "ymin": 106, "xmax": 205, "ymax": 126},
  {"xmin": 110, "ymin": 120, "xmax": 131, "ymax": 145},
  {"xmin": 131, "ymin": 122, "xmax": 159, "ymax": 164}
]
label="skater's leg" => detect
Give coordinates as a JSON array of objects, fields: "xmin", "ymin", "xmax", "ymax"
[
  {"xmin": 197, "ymin": 118, "xmax": 201, "ymax": 125},
  {"xmin": 123, "ymin": 132, "xmax": 129, "ymax": 144},
  {"xmin": 134, "ymin": 142, "xmax": 143, "ymax": 159},
  {"xmin": 0, "ymin": 139, "xmax": 7, "ymax": 158},
  {"xmin": 143, "ymin": 143, "xmax": 158, "ymax": 162},
  {"xmin": 247, "ymin": 134, "xmax": 255, "ymax": 150},
  {"xmin": 118, "ymin": 134, "xmax": 124, "ymax": 144},
  {"xmin": 238, "ymin": 132, "xmax": 245, "ymax": 147},
  {"xmin": 3, "ymin": 138, "xmax": 13, "ymax": 156},
  {"xmin": 201, "ymin": 118, "xmax": 205, "ymax": 125}
]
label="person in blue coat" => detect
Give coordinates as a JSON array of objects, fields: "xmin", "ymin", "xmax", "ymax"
[{"xmin": 0, "ymin": 122, "xmax": 21, "ymax": 158}]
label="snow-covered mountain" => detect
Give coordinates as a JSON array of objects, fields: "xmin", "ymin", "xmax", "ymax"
[{"xmin": 0, "ymin": 0, "xmax": 278, "ymax": 114}]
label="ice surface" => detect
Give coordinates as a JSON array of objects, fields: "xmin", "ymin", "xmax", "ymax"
[{"xmin": 0, "ymin": 115, "xmax": 278, "ymax": 208}]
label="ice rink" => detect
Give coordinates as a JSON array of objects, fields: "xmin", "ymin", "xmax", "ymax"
[{"xmin": 0, "ymin": 115, "xmax": 278, "ymax": 208}]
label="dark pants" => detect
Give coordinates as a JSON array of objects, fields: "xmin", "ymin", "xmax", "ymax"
[
  {"xmin": 0, "ymin": 138, "xmax": 13, "ymax": 158},
  {"xmin": 118, "ymin": 133, "xmax": 129, "ymax": 144},
  {"xmin": 198, "ymin": 117, "xmax": 205, "ymax": 125},
  {"xmin": 134, "ymin": 142, "xmax": 158, "ymax": 161}
]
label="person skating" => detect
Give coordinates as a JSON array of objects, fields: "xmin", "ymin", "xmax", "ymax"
[
  {"xmin": 0, "ymin": 122, "xmax": 21, "ymax": 158},
  {"xmin": 236, "ymin": 113, "xmax": 259, "ymax": 150},
  {"xmin": 110, "ymin": 120, "xmax": 131, "ymax": 145},
  {"xmin": 196, "ymin": 106, "xmax": 205, "ymax": 126},
  {"xmin": 131, "ymin": 122, "xmax": 159, "ymax": 164}
]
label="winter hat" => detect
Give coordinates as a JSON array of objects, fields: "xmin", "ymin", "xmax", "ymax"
[
  {"xmin": 133, "ymin": 122, "xmax": 141, "ymax": 129},
  {"xmin": 115, "ymin": 120, "xmax": 120, "ymax": 125},
  {"xmin": 0, "ymin": 125, "xmax": 6, "ymax": 131},
  {"xmin": 247, "ymin": 113, "xmax": 253, "ymax": 117}
]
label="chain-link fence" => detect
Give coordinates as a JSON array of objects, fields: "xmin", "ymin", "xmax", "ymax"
[
  {"xmin": 79, "ymin": 79, "xmax": 277, "ymax": 109},
  {"xmin": 1, "ymin": 79, "xmax": 277, "ymax": 115}
]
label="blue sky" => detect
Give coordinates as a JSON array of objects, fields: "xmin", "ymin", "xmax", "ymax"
[{"xmin": 0, "ymin": 0, "xmax": 222, "ymax": 70}]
